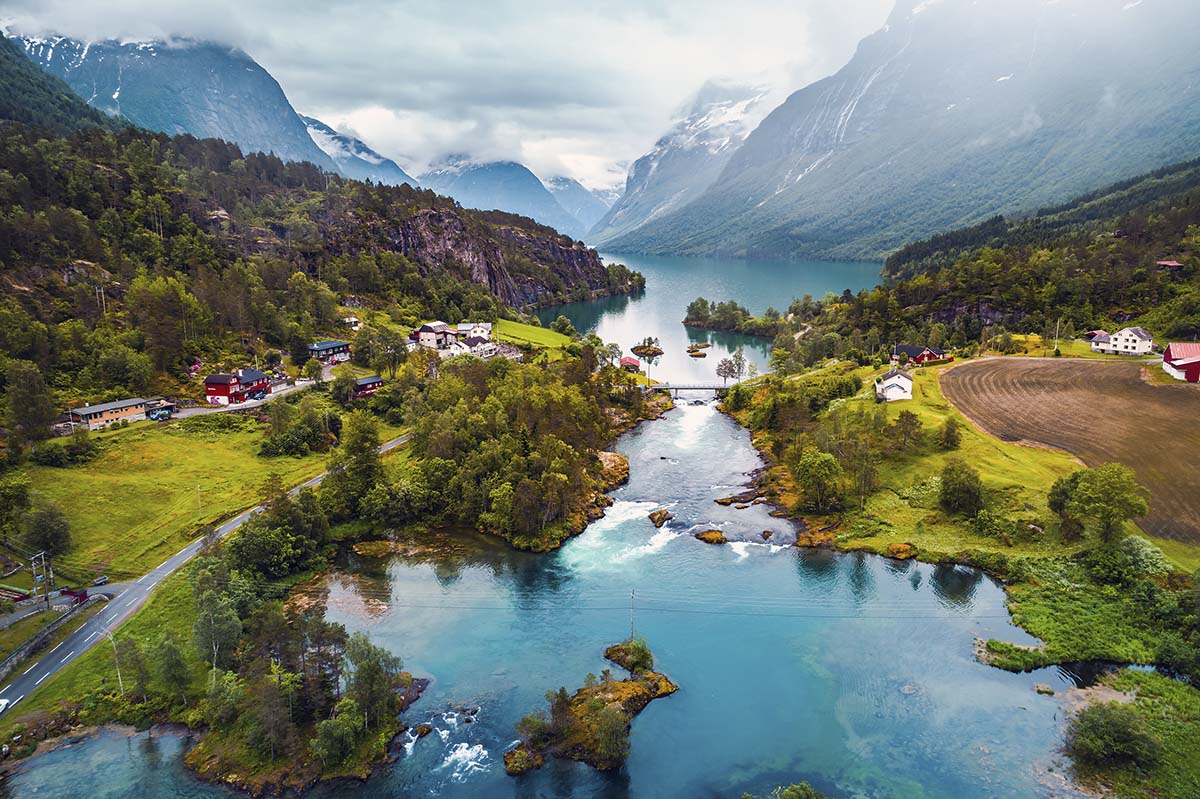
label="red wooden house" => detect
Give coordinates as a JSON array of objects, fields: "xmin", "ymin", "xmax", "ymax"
[
  {"xmin": 1163, "ymin": 342, "xmax": 1200, "ymax": 383},
  {"xmin": 620, "ymin": 356, "xmax": 641, "ymax": 372},
  {"xmin": 204, "ymin": 368, "xmax": 272, "ymax": 405},
  {"xmin": 353, "ymin": 375, "xmax": 385, "ymax": 398},
  {"xmin": 891, "ymin": 344, "xmax": 951, "ymax": 365}
]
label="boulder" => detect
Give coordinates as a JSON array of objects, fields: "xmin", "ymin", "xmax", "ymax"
[
  {"xmin": 695, "ymin": 530, "xmax": 727, "ymax": 545},
  {"xmin": 761, "ymin": 530, "xmax": 773, "ymax": 541},
  {"xmin": 648, "ymin": 509, "xmax": 672, "ymax": 528}
]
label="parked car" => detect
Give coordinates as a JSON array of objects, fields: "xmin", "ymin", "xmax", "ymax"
[
  {"xmin": 92, "ymin": 575, "xmax": 109, "ymax": 586},
  {"xmin": 0, "ymin": 699, "xmax": 9, "ymax": 715},
  {"xmin": 147, "ymin": 409, "xmax": 171, "ymax": 421},
  {"xmin": 249, "ymin": 391, "xmax": 267, "ymax": 401}
]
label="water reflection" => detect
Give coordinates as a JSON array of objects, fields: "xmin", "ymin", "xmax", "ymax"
[
  {"xmin": 795, "ymin": 548, "xmax": 840, "ymax": 585},
  {"xmin": 930, "ymin": 564, "xmax": 985, "ymax": 610}
]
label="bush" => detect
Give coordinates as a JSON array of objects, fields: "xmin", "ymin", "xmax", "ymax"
[
  {"xmin": 1066, "ymin": 702, "xmax": 1161, "ymax": 769},
  {"xmin": 1083, "ymin": 546, "xmax": 1140, "ymax": 586},
  {"xmin": 1118, "ymin": 536, "xmax": 1172, "ymax": 576},
  {"xmin": 940, "ymin": 458, "xmax": 984, "ymax": 517}
]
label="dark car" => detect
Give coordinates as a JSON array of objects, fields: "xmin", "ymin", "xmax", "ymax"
[
  {"xmin": 92, "ymin": 575, "xmax": 109, "ymax": 586},
  {"xmin": 250, "ymin": 391, "xmax": 267, "ymax": 401}
]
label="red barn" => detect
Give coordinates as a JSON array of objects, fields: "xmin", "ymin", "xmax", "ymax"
[
  {"xmin": 204, "ymin": 368, "xmax": 272, "ymax": 405},
  {"xmin": 1163, "ymin": 342, "xmax": 1200, "ymax": 383}
]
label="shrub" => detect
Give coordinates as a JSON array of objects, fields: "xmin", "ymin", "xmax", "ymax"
[
  {"xmin": 1118, "ymin": 536, "xmax": 1172, "ymax": 576},
  {"xmin": 1066, "ymin": 702, "xmax": 1161, "ymax": 769},
  {"xmin": 1083, "ymin": 545, "xmax": 1140, "ymax": 586}
]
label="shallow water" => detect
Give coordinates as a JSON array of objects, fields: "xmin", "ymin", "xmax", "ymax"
[
  {"xmin": 535, "ymin": 252, "xmax": 881, "ymax": 383},
  {"xmin": 8, "ymin": 400, "xmax": 1091, "ymax": 798}
]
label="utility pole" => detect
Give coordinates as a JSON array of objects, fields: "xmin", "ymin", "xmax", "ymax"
[{"xmin": 629, "ymin": 589, "xmax": 636, "ymax": 640}]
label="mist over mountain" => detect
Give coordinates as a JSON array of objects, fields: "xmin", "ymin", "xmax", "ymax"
[
  {"xmin": 15, "ymin": 34, "xmax": 337, "ymax": 171},
  {"xmin": 589, "ymin": 80, "xmax": 771, "ymax": 246},
  {"xmin": 421, "ymin": 157, "xmax": 587, "ymax": 239},
  {"xmin": 300, "ymin": 115, "xmax": 418, "ymax": 187},
  {"xmin": 605, "ymin": 0, "xmax": 1200, "ymax": 260},
  {"xmin": 545, "ymin": 176, "xmax": 613, "ymax": 233}
]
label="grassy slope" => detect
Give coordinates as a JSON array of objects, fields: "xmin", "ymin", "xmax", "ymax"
[
  {"xmin": 495, "ymin": 319, "xmax": 572, "ymax": 351},
  {"xmin": 827, "ymin": 364, "xmax": 1081, "ymax": 560},
  {"xmin": 24, "ymin": 419, "xmax": 329, "ymax": 581}
]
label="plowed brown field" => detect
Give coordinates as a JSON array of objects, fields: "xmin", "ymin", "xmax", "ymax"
[{"xmin": 941, "ymin": 358, "xmax": 1200, "ymax": 542}]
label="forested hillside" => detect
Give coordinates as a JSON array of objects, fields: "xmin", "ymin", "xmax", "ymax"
[{"xmin": 0, "ymin": 113, "xmax": 637, "ymax": 410}]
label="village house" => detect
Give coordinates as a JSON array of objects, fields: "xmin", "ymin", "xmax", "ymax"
[
  {"xmin": 891, "ymin": 344, "xmax": 950, "ymax": 365},
  {"xmin": 464, "ymin": 335, "xmax": 498, "ymax": 358},
  {"xmin": 69, "ymin": 398, "xmax": 147, "ymax": 430},
  {"xmin": 875, "ymin": 368, "xmax": 913, "ymax": 402},
  {"xmin": 204, "ymin": 368, "xmax": 272, "ymax": 405},
  {"xmin": 1091, "ymin": 326, "xmax": 1154, "ymax": 355},
  {"xmin": 1162, "ymin": 342, "xmax": 1200, "ymax": 383},
  {"xmin": 412, "ymin": 321, "xmax": 453, "ymax": 349},
  {"xmin": 457, "ymin": 321, "xmax": 493, "ymax": 340},
  {"xmin": 341, "ymin": 316, "xmax": 362, "ymax": 331},
  {"xmin": 353, "ymin": 375, "xmax": 385, "ymax": 398},
  {"xmin": 620, "ymin": 356, "xmax": 641, "ymax": 373},
  {"xmin": 309, "ymin": 340, "xmax": 351, "ymax": 363}
]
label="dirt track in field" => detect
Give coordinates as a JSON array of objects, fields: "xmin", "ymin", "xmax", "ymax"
[{"xmin": 941, "ymin": 358, "xmax": 1200, "ymax": 543}]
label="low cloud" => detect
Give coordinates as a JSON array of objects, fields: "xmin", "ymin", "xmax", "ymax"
[{"xmin": 5, "ymin": 0, "xmax": 892, "ymax": 188}]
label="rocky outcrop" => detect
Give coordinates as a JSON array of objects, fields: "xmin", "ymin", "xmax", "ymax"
[
  {"xmin": 649, "ymin": 509, "xmax": 672, "ymax": 528},
  {"xmin": 886, "ymin": 542, "xmax": 917, "ymax": 560},
  {"xmin": 596, "ymin": 452, "xmax": 630, "ymax": 490},
  {"xmin": 695, "ymin": 530, "xmax": 727, "ymax": 545}
]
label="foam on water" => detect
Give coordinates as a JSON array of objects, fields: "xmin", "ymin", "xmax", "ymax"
[{"xmin": 437, "ymin": 742, "xmax": 491, "ymax": 782}]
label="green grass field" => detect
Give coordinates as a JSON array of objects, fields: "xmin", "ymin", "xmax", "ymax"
[
  {"xmin": 494, "ymin": 319, "xmax": 572, "ymax": 355},
  {"xmin": 22, "ymin": 418, "xmax": 330, "ymax": 581}
]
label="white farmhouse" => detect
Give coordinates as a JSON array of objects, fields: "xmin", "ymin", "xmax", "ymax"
[
  {"xmin": 1091, "ymin": 326, "xmax": 1154, "ymax": 355},
  {"xmin": 457, "ymin": 321, "xmax": 493, "ymax": 340},
  {"xmin": 875, "ymin": 368, "xmax": 913, "ymax": 402}
]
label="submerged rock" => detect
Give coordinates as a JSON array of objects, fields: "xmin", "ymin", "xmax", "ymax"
[
  {"xmin": 649, "ymin": 509, "xmax": 673, "ymax": 528},
  {"xmin": 695, "ymin": 530, "xmax": 727, "ymax": 545}
]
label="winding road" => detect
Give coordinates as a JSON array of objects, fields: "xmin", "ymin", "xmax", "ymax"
[{"xmin": 0, "ymin": 431, "xmax": 411, "ymax": 716}]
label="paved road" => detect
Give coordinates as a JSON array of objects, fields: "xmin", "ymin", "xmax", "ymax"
[{"xmin": 0, "ymin": 431, "xmax": 412, "ymax": 717}]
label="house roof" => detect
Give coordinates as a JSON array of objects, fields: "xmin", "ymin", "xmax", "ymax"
[
  {"xmin": 355, "ymin": 375, "xmax": 383, "ymax": 387},
  {"xmin": 880, "ymin": 368, "xmax": 913, "ymax": 383},
  {"xmin": 894, "ymin": 344, "xmax": 944, "ymax": 358},
  {"xmin": 310, "ymin": 340, "xmax": 349, "ymax": 351},
  {"xmin": 1156, "ymin": 260, "xmax": 1184, "ymax": 267},
  {"xmin": 418, "ymin": 321, "xmax": 449, "ymax": 333},
  {"xmin": 1166, "ymin": 342, "xmax": 1200, "ymax": 364},
  {"xmin": 204, "ymin": 373, "xmax": 237, "ymax": 385},
  {"xmin": 1091, "ymin": 332, "xmax": 1111, "ymax": 343},
  {"xmin": 1118, "ymin": 327, "xmax": 1153, "ymax": 341},
  {"xmin": 458, "ymin": 321, "xmax": 492, "ymax": 332},
  {"xmin": 1085, "ymin": 329, "xmax": 1108, "ymax": 338},
  {"xmin": 465, "ymin": 336, "xmax": 490, "ymax": 347},
  {"xmin": 237, "ymin": 368, "xmax": 268, "ymax": 383},
  {"xmin": 70, "ymin": 397, "xmax": 146, "ymax": 416},
  {"xmin": 620, "ymin": 356, "xmax": 640, "ymax": 367}
]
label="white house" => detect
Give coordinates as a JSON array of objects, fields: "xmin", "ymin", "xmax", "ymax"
[
  {"xmin": 413, "ymin": 321, "xmax": 452, "ymax": 349},
  {"xmin": 875, "ymin": 368, "xmax": 913, "ymax": 402},
  {"xmin": 1091, "ymin": 326, "xmax": 1154, "ymax": 355},
  {"xmin": 456, "ymin": 322, "xmax": 493, "ymax": 340}
]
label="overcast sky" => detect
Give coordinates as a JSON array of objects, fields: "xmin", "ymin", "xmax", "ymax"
[{"xmin": 4, "ymin": 0, "xmax": 893, "ymax": 188}]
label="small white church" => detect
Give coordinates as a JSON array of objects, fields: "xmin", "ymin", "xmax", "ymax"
[{"xmin": 875, "ymin": 368, "xmax": 913, "ymax": 402}]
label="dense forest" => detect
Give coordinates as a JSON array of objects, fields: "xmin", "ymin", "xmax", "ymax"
[{"xmin": 0, "ymin": 30, "xmax": 640, "ymax": 419}]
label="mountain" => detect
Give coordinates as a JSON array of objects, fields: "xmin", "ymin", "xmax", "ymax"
[
  {"xmin": 589, "ymin": 80, "xmax": 771, "ymax": 246},
  {"xmin": 0, "ymin": 32, "xmax": 126, "ymax": 135},
  {"xmin": 606, "ymin": 0, "xmax": 1200, "ymax": 261},
  {"xmin": 15, "ymin": 34, "xmax": 337, "ymax": 171},
  {"xmin": 300, "ymin": 115, "xmax": 418, "ymax": 187},
  {"xmin": 544, "ymin": 176, "xmax": 612, "ymax": 233},
  {"xmin": 420, "ymin": 157, "xmax": 586, "ymax": 239}
]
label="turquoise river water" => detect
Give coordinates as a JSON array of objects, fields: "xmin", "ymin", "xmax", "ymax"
[{"xmin": 7, "ymin": 256, "xmax": 1094, "ymax": 798}]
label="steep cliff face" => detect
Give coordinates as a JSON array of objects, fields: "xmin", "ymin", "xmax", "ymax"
[
  {"xmin": 17, "ymin": 35, "xmax": 337, "ymax": 171},
  {"xmin": 607, "ymin": 0, "xmax": 1200, "ymax": 260},
  {"xmin": 385, "ymin": 209, "xmax": 611, "ymax": 307}
]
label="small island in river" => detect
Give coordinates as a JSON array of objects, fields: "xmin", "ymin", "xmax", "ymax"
[{"xmin": 504, "ymin": 639, "xmax": 677, "ymax": 775}]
